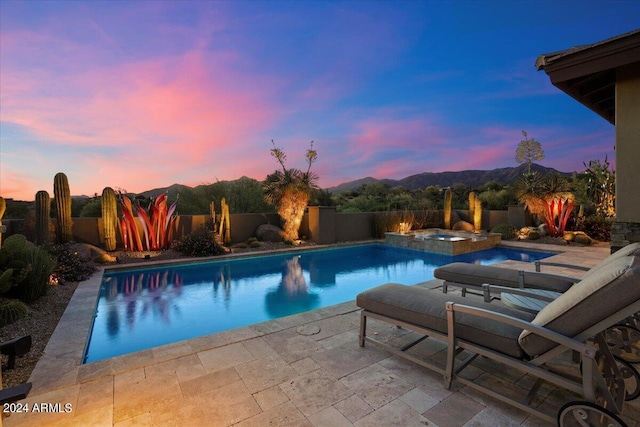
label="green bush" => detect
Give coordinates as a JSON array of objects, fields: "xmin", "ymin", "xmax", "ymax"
[
  {"xmin": 171, "ymin": 227, "xmax": 226, "ymax": 257},
  {"xmin": 574, "ymin": 216, "xmax": 611, "ymax": 242},
  {"xmin": 491, "ymin": 223, "xmax": 518, "ymax": 240},
  {"xmin": 45, "ymin": 242, "xmax": 97, "ymax": 283},
  {"xmin": 249, "ymin": 240, "xmax": 262, "ymax": 248}
]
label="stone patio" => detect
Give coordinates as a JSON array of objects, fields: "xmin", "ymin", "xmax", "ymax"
[{"xmin": 3, "ymin": 242, "xmax": 639, "ymax": 426}]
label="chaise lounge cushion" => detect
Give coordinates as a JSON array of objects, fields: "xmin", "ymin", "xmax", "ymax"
[
  {"xmin": 579, "ymin": 242, "xmax": 640, "ymax": 282},
  {"xmin": 519, "ymin": 255, "xmax": 640, "ymax": 357},
  {"xmin": 357, "ymin": 283, "xmax": 535, "ymax": 359},
  {"xmin": 434, "ymin": 263, "xmax": 575, "ymax": 292}
]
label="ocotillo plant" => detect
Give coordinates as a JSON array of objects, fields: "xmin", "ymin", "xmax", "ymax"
[
  {"xmin": 443, "ymin": 188, "xmax": 452, "ymax": 229},
  {"xmin": 468, "ymin": 192, "xmax": 476, "ymax": 225},
  {"xmin": 53, "ymin": 172, "xmax": 73, "ymax": 243},
  {"xmin": 0, "ymin": 197, "xmax": 5, "ymax": 247},
  {"xmin": 474, "ymin": 199, "xmax": 482, "ymax": 231},
  {"xmin": 101, "ymin": 187, "xmax": 118, "ymax": 251},
  {"xmin": 35, "ymin": 190, "xmax": 51, "ymax": 245}
]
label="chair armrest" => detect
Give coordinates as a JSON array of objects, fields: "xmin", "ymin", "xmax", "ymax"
[
  {"xmin": 535, "ymin": 260, "xmax": 590, "ymax": 272},
  {"xmin": 481, "ymin": 284, "xmax": 560, "ymax": 303},
  {"xmin": 445, "ymin": 301, "xmax": 596, "ymax": 357},
  {"xmin": 524, "ymin": 271, "xmax": 580, "ymax": 284}
]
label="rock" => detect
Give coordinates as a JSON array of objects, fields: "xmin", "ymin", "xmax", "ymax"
[
  {"xmin": 452, "ymin": 221, "xmax": 474, "ymax": 231},
  {"xmin": 256, "ymin": 224, "xmax": 284, "ymax": 242},
  {"xmin": 563, "ymin": 231, "xmax": 575, "ymax": 242},
  {"xmin": 538, "ymin": 224, "xmax": 548, "ymax": 237},
  {"xmin": 528, "ymin": 230, "xmax": 541, "ymax": 240},
  {"xmin": 574, "ymin": 232, "xmax": 593, "ymax": 246},
  {"xmin": 94, "ymin": 253, "xmax": 117, "ymax": 264}
]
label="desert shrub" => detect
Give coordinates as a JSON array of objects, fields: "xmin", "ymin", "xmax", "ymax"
[
  {"xmin": 0, "ymin": 235, "xmax": 54, "ymax": 303},
  {"xmin": 172, "ymin": 227, "xmax": 226, "ymax": 257},
  {"xmin": 0, "ymin": 298, "xmax": 28, "ymax": 327},
  {"xmin": 45, "ymin": 242, "xmax": 97, "ymax": 283},
  {"xmin": 491, "ymin": 223, "xmax": 519, "ymax": 240},
  {"xmin": 10, "ymin": 244, "xmax": 55, "ymax": 303},
  {"xmin": 574, "ymin": 216, "xmax": 611, "ymax": 242}
]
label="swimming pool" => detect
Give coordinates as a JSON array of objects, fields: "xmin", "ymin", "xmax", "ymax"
[{"xmin": 84, "ymin": 244, "xmax": 553, "ymax": 363}]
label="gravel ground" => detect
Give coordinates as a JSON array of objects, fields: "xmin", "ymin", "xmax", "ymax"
[{"xmin": 1, "ymin": 281, "xmax": 78, "ymax": 389}]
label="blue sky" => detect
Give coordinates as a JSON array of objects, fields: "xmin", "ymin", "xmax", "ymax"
[{"xmin": 1, "ymin": 1, "xmax": 638, "ymax": 200}]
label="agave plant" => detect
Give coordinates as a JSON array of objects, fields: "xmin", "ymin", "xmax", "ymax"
[
  {"xmin": 263, "ymin": 140, "xmax": 318, "ymax": 242},
  {"xmin": 515, "ymin": 173, "xmax": 574, "ymax": 237}
]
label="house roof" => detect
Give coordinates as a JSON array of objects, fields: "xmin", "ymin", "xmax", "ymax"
[{"xmin": 536, "ymin": 29, "xmax": 640, "ymax": 124}]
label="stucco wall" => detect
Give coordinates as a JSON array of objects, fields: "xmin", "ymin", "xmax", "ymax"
[
  {"xmin": 1, "ymin": 209, "xmax": 518, "ymax": 249},
  {"xmin": 615, "ymin": 62, "xmax": 640, "ymax": 223}
]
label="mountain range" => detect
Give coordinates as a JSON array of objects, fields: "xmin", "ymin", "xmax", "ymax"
[
  {"xmin": 136, "ymin": 164, "xmax": 569, "ymax": 198},
  {"xmin": 325, "ymin": 164, "xmax": 569, "ymax": 193}
]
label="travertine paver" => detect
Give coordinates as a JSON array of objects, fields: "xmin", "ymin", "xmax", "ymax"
[
  {"xmin": 311, "ymin": 339, "xmax": 390, "ymax": 378},
  {"xmin": 425, "ymin": 391, "xmax": 487, "ymax": 427},
  {"xmin": 196, "ymin": 342, "xmax": 254, "ymax": 372},
  {"xmin": 6, "ymin": 243, "xmax": 636, "ymax": 427},
  {"xmin": 307, "ymin": 406, "xmax": 353, "ymax": 427},
  {"xmin": 279, "ymin": 369, "xmax": 354, "ymax": 417},
  {"xmin": 354, "ymin": 399, "xmax": 433, "ymax": 427},
  {"xmin": 332, "ymin": 394, "xmax": 374, "ymax": 423},
  {"xmin": 339, "ymin": 363, "xmax": 414, "ymax": 409}
]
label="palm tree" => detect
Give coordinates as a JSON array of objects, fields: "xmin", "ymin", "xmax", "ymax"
[{"xmin": 263, "ymin": 141, "xmax": 318, "ymax": 241}]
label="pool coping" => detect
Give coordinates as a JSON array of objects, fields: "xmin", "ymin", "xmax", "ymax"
[{"xmin": 26, "ymin": 240, "xmax": 609, "ymax": 396}]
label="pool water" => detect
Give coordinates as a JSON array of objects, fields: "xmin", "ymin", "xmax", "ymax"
[{"xmin": 84, "ymin": 244, "xmax": 552, "ymax": 363}]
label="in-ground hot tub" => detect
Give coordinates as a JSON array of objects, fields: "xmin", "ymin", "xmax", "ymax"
[{"xmin": 385, "ymin": 228, "xmax": 502, "ymax": 255}]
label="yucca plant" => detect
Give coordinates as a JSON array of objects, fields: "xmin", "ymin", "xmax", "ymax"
[
  {"xmin": 515, "ymin": 172, "xmax": 574, "ymax": 237},
  {"xmin": 263, "ymin": 140, "xmax": 318, "ymax": 242}
]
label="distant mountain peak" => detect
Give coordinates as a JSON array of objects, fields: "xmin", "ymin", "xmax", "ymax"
[{"xmin": 326, "ymin": 164, "xmax": 568, "ymax": 193}]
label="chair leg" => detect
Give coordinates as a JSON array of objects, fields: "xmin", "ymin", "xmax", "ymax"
[{"xmin": 359, "ymin": 311, "xmax": 367, "ymax": 347}]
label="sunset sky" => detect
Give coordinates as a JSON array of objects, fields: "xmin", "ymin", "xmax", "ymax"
[{"xmin": 1, "ymin": 1, "xmax": 639, "ymax": 201}]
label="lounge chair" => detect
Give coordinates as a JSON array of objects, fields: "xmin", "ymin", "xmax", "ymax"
[
  {"xmin": 356, "ymin": 253, "xmax": 639, "ymax": 425},
  {"xmin": 434, "ymin": 242, "xmax": 640, "ymax": 300},
  {"xmin": 0, "ymin": 382, "xmax": 32, "ymax": 405},
  {"xmin": 0, "ymin": 335, "xmax": 32, "ymax": 370}
]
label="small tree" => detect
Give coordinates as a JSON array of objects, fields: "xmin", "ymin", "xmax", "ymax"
[
  {"xmin": 516, "ymin": 130, "xmax": 545, "ymax": 175},
  {"xmin": 263, "ymin": 140, "xmax": 318, "ymax": 241},
  {"xmin": 583, "ymin": 157, "xmax": 615, "ymax": 218}
]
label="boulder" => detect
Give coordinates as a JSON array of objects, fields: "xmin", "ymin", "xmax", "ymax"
[
  {"xmin": 452, "ymin": 221, "xmax": 474, "ymax": 232},
  {"xmin": 256, "ymin": 224, "xmax": 284, "ymax": 242},
  {"xmin": 538, "ymin": 223, "xmax": 548, "ymax": 237}
]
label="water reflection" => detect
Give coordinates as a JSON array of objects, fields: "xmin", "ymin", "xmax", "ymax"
[
  {"xmin": 101, "ymin": 270, "xmax": 184, "ymax": 335},
  {"xmin": 265, "ymin": 256, "xmax": 320, "ymax": 318},
  {"xmin": 88, "ymin": 245, "xmax": 553, "ymax": 363}
]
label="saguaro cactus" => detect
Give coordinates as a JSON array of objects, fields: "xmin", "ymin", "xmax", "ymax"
[
  {"xmin": 35, "ymin": 190, "xmax": 51, "ymax": 244},
  {"xmin": 53, "ymin": 172, "xmax": 73, "ymax": 243},
  {"xmin": 474, "ymin": 199, "xmax": 483, "ymax": 231},
  {"xmin": 443, "ymin": 188, "xmax": 452, "ymax": 229},
  {"xmin": 0, "ymin": 197, "xmax": 5, "ymax": 247},
  {"xmin": 101, "ymin": 187, "xmax": 118, "ymax": 251},
  {"xmin": 219, "ymin": 198, "xmax": 231, "ymax": 245}
]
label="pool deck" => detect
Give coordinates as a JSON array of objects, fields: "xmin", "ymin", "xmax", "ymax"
[{"xmin": 3, "ymin": 242, "xmax": 640, "ymax": 426}]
